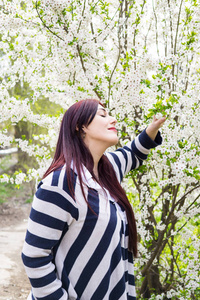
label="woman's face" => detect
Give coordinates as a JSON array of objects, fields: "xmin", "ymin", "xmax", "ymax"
[{"xmin": 83, "ymin": 104, "xmax": 118, "ymax": 150}]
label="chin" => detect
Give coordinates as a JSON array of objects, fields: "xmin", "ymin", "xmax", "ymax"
[{"xmin": 110, "ymin": 137, "xmax": 119, "ymax": 146}]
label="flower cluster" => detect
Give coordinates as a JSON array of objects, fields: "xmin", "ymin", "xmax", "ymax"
[{"xmin": 0, "ymin": 0, "xmax": 200, "ymax": 298}]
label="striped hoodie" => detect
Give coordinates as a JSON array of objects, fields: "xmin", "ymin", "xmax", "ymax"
[{"xmin": 22, "ymin": 129, "xmax": 162, "ymax": 300}]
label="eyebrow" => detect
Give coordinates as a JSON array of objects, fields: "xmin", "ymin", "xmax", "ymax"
[{"xmin": 97, "ymin": 108, "xmax": 107, "ymax": 114}]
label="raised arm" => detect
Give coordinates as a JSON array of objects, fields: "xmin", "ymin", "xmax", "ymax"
[{"xmin": 106, "ymin": 116, "xmax": 166, "ymax": 182}]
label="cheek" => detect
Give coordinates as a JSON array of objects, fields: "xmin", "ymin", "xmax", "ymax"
[{"xmin": 95, "ymin": 120, "xmax": 107, "ymax": 131}]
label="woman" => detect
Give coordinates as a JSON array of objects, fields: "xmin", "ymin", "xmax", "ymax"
[{"xmin": 22, "ymin": 99, "xmax": 165, "ymax": 300}]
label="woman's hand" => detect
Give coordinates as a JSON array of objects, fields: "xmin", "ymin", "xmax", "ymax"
[{"xmin": 146, "ymin": 115, "xmax": 166, "ymax": 141}]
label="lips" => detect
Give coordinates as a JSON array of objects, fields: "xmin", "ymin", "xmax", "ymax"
[{"xmin": 108, "ymin": 127, "xmax": 117, "ymax": 132}]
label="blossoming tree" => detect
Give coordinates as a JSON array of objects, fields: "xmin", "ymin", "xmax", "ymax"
[{"xmin": 0, "ymin": 0, "xmax": 199, "ymax": 299}]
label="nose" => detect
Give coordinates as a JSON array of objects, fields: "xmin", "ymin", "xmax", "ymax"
[{"xmin": 110, "ymin": 116, "xmax": 117, "ymax": 126}]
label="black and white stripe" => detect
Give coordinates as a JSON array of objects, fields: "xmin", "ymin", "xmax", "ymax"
[{"xmin": 22, "ymin": 129, "xmax": 162, "ymax": 300}]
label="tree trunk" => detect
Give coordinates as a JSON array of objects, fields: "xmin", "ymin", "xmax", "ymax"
[{"xmin": 141, "ymin": 265, "xmax": 163, "ymax": 298}]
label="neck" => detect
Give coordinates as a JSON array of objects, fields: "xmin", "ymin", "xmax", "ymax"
[
  {"xmin": 85, "ymin": 141, "xmax": 106, "ymax": 179},
  {"xmin": 92, "ymin": 153, "xmax": 102, "ymax": 180},
  {"xmin": 93, "ymin": 169, "xmax": 99, "ymax": 181}
]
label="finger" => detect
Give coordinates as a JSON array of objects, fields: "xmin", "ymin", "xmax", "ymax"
[
  {"xmin": 161, "ymin": 116, "xmax": 167, "ymax": 122},
  {"xmin": 158, "ymin": 117, "xmax": 166, "ymax": 127}
]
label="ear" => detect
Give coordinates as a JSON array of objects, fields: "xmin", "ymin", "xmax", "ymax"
[
  {"xmin": 81, "ymin": 125, "xmax": 86, "ymax": 133},
  {"xmin": 76, "ymin": 125, "xmax": 86, "ymax": 135}
]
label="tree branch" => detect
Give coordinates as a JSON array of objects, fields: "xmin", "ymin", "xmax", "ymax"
[
  {"xmin": 35, "ymin": 1, "xmax": 64, "ymax": 41},
  {"xmin": 76, "ymin": 44, "xmax": 102, "ymax": 100},
  {"xmin": 175, "ymin": 184, "xmax": 200, "ymax": 209}
]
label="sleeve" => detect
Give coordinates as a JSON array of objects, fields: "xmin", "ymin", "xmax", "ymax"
[
  {"xmin": 105, "ymin": 129, "xmax": 162, "ymax": 182},
  {"xmin": 21, "ymin": 182, "xmax": 79, "ymax": 300}
]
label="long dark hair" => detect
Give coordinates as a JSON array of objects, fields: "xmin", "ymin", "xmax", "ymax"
[{"xmin": 43, "ymin": 99, "xmax": 138, "ymax": 256}]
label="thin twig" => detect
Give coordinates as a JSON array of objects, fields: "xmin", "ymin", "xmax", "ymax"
[
  {"xmin": 152, "ymin": 0, "xmax": 159, "ymax": 57},
  {"xmin": 174, "ymin": 0, "xmax": 184, "ymax": 54}
]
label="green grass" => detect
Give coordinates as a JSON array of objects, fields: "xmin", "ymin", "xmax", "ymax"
[
  {"xmin": 0, "ymin": 182, "xmax": 18, "ymax": 203},
  {"xmin": 0, "ymin": 181, "xmax": 32, "ymax": 204},
  {"xmin": 25, "ymin": 196, "xmax": 33, "ymax": 203}
]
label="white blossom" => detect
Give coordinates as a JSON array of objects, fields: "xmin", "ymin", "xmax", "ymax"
[{"xmin": 0, "ymin": 0, "xmax": 200, "ymax": 298}]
